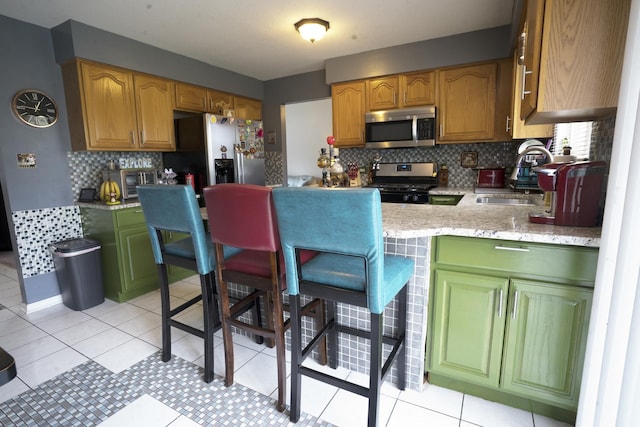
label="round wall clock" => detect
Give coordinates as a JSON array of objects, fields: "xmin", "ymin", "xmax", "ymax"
[{"xmin": 12, "ymin": 89, "xmax": 59, "ymax": 128}]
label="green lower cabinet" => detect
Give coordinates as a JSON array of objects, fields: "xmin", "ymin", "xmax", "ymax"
[
  {"xmin": 427, "ymin": 236, "xmax": 597, "ymax": 423},
  {"xmin": 431, "ymin": 270, "xmax": 508, "ymax": 387},
  {"xmin": 502, "ymin": 279, "xmax": 592, "ymax": 410},
  {"xmin": 116, "ymin": 223, "xmax": 158, "ymax": 298},
  {"xmin": 81, "ymin": 207, "xmax": 197, "ymax": 303}
]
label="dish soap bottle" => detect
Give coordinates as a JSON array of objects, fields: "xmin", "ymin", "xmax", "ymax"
[{"xmin": 439, "ymin": 164, "xmax": 449, "ymax": 187}]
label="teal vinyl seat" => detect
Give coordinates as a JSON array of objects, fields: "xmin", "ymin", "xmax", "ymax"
[
  {"xmin": 273, "ymin": 187, "xmax": 414, "ymax": 427},
  {"xmin": 137, "ymin": 184, "xmax": 247, "ymax": 383}
]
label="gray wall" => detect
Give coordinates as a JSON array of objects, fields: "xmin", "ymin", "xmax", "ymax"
[
  {"xmin": 263, "ymin": 70, "xmax": 331, "ymax": 151},
  {"xmin": 51, "ymin": 20, "xmax": 264, "ymax": 100},
  {"xmin": 0, "ymin": 15, "xmax": 75, "ymax": 301},
  {"xmin": 325, "ymin": 26, "xmax": 512, "ymax": 84}
]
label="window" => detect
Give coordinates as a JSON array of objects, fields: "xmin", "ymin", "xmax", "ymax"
[{"xmin": 551, "ymin": 122, "xmax": 593, "ymax": 160}]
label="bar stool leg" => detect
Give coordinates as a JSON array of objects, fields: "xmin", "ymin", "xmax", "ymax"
[
  {"xmin": 157, "ymin": 264, "xmax": 172, "ymax": 363},
  {"xmin": 218, "ymin": 278, "xmax": 235, "ymax": 387},
  {"xmin": 200, "ymin": 273, "xmax": 215, "ymax": 383},
  {"xmin": 327, "ymin": 300, "xmax": 339, "ymax": 369},
  {"xmin": 289, "ymin": 294, "xmax": 303, "ymax": 422},
  {"xmin": 271, "ymin": 288, "xmax": 287, "ymax": 412},
  {"xmin": 368, "ymin": 313, "xmax": 383, "ymax": 427}
]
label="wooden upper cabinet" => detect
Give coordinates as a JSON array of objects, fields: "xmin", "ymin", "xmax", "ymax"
[
  {"xmin": 133, "ymin": 74, "xmax": 175, "ymax": 150},
  {"xmin": 367, "ymin": 71, "xmax": 435, "ymax": 111},
  {"xmin": 401, "ymin": 71, "xmax": 436, "ymax": 107},
  {"xmin": 62, "ymin": 60, "xmax": 175, "ymax": 151},
  {"xmin": 437, "ymin": 63, "xmax": 497, "ymax": 143},
  {"xmin": 367, "ymin": 76, "xmax": 400, "ymax": 111},
  {"xmin": 332, "ymin": 81, "xmax": 366, "ymax": 147},
  {"xmin": 79, "ymin": 62, "xmax": 138, "ymax": 151},
  {"xmin": 208, "ymin": 90, "xmax": 234, "ymax": 116},
  {"xmin": 520, "ymin": 0, "xmax": 630, "ymax": 124},
  {"xmin": 507, "ymin": 52, "xmax": 554, "ymax": 139},
  {"xmin": 234, "ymin": 96, "xmax": 262, "ymax": 120},
  {"xmin": 175, "ymin": 82, "xmax": 208, "ymax": 112}
]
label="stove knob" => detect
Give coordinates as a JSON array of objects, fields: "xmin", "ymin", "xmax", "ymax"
[
  {"xmin": 412, "ymin": 194, "xmax": 420, "ymax": 202},
  {"xmin": 402, "ymin": 194, "xmax": 410, "ymax": 202}
]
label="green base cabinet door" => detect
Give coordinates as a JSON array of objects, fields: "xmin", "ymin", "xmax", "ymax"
[
  {"xmin": 116, "ymin": 224, "xmax": 158, "ymax": 297},
  {"xmin": 502, "ymin": 279, "xmax": 593, "ymax": 410},
  {"xmin": 430, "ymin": 270, "xmax": 509, "ymax": 387}
]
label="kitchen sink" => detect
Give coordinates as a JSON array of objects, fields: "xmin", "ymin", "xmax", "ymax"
[{"xmin": 476, "ymin": 196, "xmax": 535, "ymax": 205}]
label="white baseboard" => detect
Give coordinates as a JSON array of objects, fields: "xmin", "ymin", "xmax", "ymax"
[{"xmin": 19, "ymin": 295, "xmax": 64, "ymax": 315}]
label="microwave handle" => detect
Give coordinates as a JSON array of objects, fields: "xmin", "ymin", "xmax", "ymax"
[{"xmin": 412, "ymin": 116, "xmax": 418, "ymax": 142}]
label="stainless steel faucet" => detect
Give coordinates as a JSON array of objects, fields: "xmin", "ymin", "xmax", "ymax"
[{"xmin": 509, "ymin": 146, "xmax": 554, "ymax": 181}]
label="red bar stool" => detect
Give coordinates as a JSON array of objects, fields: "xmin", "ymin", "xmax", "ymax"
[{"xmin": 203, "ymin": 183, "xmax": 326, "ymax": 412}]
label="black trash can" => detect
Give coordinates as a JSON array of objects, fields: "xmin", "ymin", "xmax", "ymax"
[{"xmin": 50, "ymin": 238, "xmax": 104, "ymax": 311}]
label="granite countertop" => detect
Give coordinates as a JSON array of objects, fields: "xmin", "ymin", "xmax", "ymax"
[
  {"xmin": 384, "ymin": 186, "xmax": 601, "ymax": 247},
  {"xmin": 79, "ymin": 187, "xmax": 602, "ymax": 248}
]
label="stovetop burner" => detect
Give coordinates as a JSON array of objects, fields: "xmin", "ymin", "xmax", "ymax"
[{"xmin": 368, "ymin": 162, "xmax": 438, "ymax": 204}]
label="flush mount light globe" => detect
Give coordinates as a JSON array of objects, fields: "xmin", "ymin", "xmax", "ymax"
[{"xmin": 294, "ymin": 18, "xmax": 330, "ymax": 43}]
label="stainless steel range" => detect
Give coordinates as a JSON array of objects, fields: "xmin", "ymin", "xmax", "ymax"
[{"xmin": 368, "ymin": 162, "xmax": 438, "ymax": 204}]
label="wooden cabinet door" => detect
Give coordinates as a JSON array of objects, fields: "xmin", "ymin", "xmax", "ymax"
[
  {"xmin": 234, "ymin": 96, "xmax": 262, "ymax": 120},
  {"xmin": 494, "ymin": 58, "xmax": 514, "ymax": 142},
  {"xmin": 438, "ymin": 63, "xmax": 497, "ymax": 142},
  {"xmin": 117, "ymin": 224, "xmax": 158, "ymax": 297},
  {"xmin": 519, "ymin": 0, "xmax": 545, "ymax": 121},
  {"xmin": 402, "ymin": 71, "xmax": 436, "ymax": 107},
  {"xmin": 175, "ymin": 82, "xmax": 207, "ymax": 112},
  {"xmin": 80, "ymin": 62, "xmax": 138, "ymax": 150},
  {"xmin": 430, "ymin": 269, "xmax": 508, "ymax": 387},
  {"xmin": 134, "ymin": 75, "xmax": 175, "ymax": 151},
  {"xmin": 367, "ymin": 76, "xmax": 400, "ymax": 111},
  {"xmin": 502, "ymin": 280, "xmax": 592, "ymax": 410},
  {"xmin": 509, "ymin": 52, "xmax": 554, "ymax": 139},
  {"xmin": 207, "ymin": 90, "xmax": 234, "ymax": 115},
  {"xmin": 332, "ymin": 81, "xmax": 366, "ymax": 147}
]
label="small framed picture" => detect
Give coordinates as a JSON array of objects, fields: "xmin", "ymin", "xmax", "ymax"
[
  {"xmin": 461, "ymin": 151, "xmax": 478, "ymax": 168},
  {"xmin": 267, "ymin": 131, "xmax": 276, "ymax": 145}
]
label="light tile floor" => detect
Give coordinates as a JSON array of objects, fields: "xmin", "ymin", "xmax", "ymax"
[{"xmin": 0, "ymin": 261, "xmax": 573, "ymax": 426}]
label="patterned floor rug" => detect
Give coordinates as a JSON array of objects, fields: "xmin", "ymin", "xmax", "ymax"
[{"xmin": 0, "ymin": 352, "xmax": 334, "ymax": 426}]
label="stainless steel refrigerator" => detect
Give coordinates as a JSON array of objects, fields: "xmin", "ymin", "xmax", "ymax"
[{"xmin": 163, "ymin": 113, "xmax": 265, "ymax": 193}]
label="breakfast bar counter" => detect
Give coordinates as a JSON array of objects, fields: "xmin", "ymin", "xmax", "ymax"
[{"xmin": 79, "ymin": 188, "xmax": 602, "ymax": 393}]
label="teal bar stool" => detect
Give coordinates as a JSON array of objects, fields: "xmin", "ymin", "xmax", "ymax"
[
  {"xmin": 273, "ymin": 187, "xmax": 413, "ymax": 427},
  {"xmin": 137, "ymin": 184, "xmax": 245, "ymax": 383}
]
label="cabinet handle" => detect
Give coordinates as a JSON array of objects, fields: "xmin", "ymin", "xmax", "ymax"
[
  {"xmin": 439, "ymin": 124, "xmax": 443, "ymax": 138},
  {"xmin": 521, "ymin": 65, "xmax": 532, "ymax": 100},
  {"xmin": 140, "ymin": 130, "xmax": 145, "ymax": 145},
  {"xmin": 506, "ymin": 115, "xmax": 511, "ymax": 133},
  {"xmin": 494, "ymin": 245, "xmax": 530, "ymax": 252},
  {"xmin": 133, "ymin": 209, "xmax": 144, "ymax": 214},
  {"xmin": 512, "ymin": 290, "xmax": 520, "ymax": 319},
  {"xmin": 130, "ymin": 130, "xmax": 136, "ymax": 145},
  {"xmin": 497, "ymin": 289, "xmax": 504, "ymax": 318},
  {"xmin": 393, "ymin": 91, "xmax": 396, "ymax": 105}
]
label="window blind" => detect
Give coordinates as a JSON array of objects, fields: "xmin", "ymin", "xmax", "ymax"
[{"xmin": 551, "ymin": 122, "xmax": 593, "ymax": 160}]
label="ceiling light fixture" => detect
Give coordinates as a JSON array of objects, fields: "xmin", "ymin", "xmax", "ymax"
[{"xmin": 294, "ymin": 18, "xmax": 330, "ymax": 43}]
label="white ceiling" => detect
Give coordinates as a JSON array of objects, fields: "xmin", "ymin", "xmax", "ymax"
[{"xmin": 0, "ymin": 0, "xmax": 515, "ymax": 81}]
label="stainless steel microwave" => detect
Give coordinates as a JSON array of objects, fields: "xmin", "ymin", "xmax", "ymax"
[
  {"xmin": 365, "ymin": 106, "xmax": 436, "ymax": 149},
  {"xmin": 102, "ymin": 168, "xmax": 159, "ymax": 200}
]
